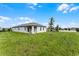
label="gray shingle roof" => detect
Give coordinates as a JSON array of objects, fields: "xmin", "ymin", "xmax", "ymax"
[{"xmin": 12, "ymin": 22, "xmax": 46, "ymax": 28}]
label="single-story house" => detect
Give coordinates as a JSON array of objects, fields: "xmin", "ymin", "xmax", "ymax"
[
  {"xmin": 11, "ymin": 22, "xmax": 46, "ymax": 34},
  {"xmin": 59, "ymin": 28, "xmax": 76, "ymax": 32},
  {"xmin": 0, "ymin": 27, "xmax": 3, "ymax": 31}
]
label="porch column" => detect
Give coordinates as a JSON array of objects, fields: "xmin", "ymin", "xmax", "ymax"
[{"xmin": 32, "ymin": 26, "xmax": 34, "ymax": 34}]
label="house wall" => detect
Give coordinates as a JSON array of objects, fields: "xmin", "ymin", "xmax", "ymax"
[
  {"xmin": 0, "ymin": 27, "xmax": 3, "ymax": 31},
  {"xmin": 11, "ymin": 27, "xmax": 29, "ymax": 33},
  {"xmin": 12, "ymin": 26, "xmax": 47, "ymax": 33},
  {"xmin": 37, "ymin": 27, "xmax": 46, "ymax": 33}
]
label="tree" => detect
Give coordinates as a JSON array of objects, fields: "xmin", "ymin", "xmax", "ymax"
[
  {"xmin": 76, "ymin": 28, "xmax": 79, "ymax": 32},
  {"xmin": 7, "ymin": 28, "xmax": 12, "ymax": 32},
  {"xmin": 49, "ymin": 17, "xmax": 54, "ymax": 25},
  {"xmin": 55, "ymin": 25, "xmax": 59, "ymax": 32},
  {"xmin": 2, "ymin": 28, "xmax": 6, "ymax": 32},
  {"xmin": 47, "ymin": 17, "xmax": 55, "ymax": 32}
]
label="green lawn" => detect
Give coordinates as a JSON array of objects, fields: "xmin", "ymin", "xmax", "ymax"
[{"xmin": 0, "ymin": 32, "xmax": 79, "ymax": 56}]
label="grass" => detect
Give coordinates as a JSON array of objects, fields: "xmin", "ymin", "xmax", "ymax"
[{"xmin": 0, "ymin": 32, "xmax": 79, "ymax": 56}]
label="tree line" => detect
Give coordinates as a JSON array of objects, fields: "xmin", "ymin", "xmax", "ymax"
[{"xmin": 47, "ymin": 17, "xmax": 79, "ymax": 32}]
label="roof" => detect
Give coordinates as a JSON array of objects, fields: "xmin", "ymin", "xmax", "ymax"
[{"xmin": 12, "ymin": 22, "xmax": 46, "ymax": 28}]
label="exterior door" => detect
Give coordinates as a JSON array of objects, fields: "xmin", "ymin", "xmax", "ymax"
[{"xmin": 27, "ymin": 26, "xmax": 32, "ymax": 33}]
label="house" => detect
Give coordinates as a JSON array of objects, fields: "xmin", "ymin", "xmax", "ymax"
[
  {"xmin": 59, "ymin": 27, "xmax": 76, "ymax": 32},
  {"xmin": 11, "ymin": 22, "xmax": 47, "ymax": 34},
  {"xmin": 0, "ymin": 27, "xmax": 3, "ymax": 31}
]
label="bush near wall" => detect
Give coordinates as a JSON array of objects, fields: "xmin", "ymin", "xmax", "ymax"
[{"xmin": 76, "ymin": 28, "xmax": 79, "ymax": 32}]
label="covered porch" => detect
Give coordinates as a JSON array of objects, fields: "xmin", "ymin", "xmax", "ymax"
[{"xmin": 27, "ymin": 26, "xmax": 37, "ymax": 34}]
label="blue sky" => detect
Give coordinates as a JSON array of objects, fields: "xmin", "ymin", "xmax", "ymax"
[{"xmin": 0, "ymin": 3, "xmax": 79, "ymax": 28}]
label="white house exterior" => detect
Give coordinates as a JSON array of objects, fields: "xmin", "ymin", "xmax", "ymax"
[
  {"xmin": 59, "ymin": 28, "xmax": 76, "ymax": 32},
  {"xmin": 0, "ymin": 27, "xmax": 3, "ymax": 31},
  {"xmin": 11, "ymin": 22, "xmax": 46, "ymax": 34}
]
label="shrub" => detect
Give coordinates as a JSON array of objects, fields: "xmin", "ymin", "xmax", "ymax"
[
  {"xmin": 2, "ymin": 28, "xmax": 6, "ymax": 32},
  {"xmin": 76, "ymin": 28, "xmax": 79, "ymax": 32},
  {"xmin": 7, "ymin": 28, "xmax": 12, "ymax": 32},
  {"xmin": 55, "ymin": 25, "xmax": 59, "ymax": 32}
]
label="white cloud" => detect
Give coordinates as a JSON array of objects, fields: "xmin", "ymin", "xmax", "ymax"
[
  {"xmin": 0, "ymin": 16, "xmax": 12, "ymax": 28},
  {"xmin": 0, "ymin": 16, "xmax": 38, "ymax": 28},
  {"xmin": 59, "ymin": 21, "xmax": 79, "ymax": 28},
  {"xmin": 41, "ymin": 22, "xmax": 48, "ymax": 26},
  {"xmin": 69, "ymin": 6, "xmax": 79, "ymax": 12},
  {"xmin": 68, "ymin": 22, "xmax": 79, "ymax": 28},
  {"xmin": 27, "ymin": 3, "xmax": 42, "ymax": 10},
  {"xmin": 63, "ymin": 10, "xmax": 68, "ymax": 13},
  {"xmin": 31, "ymin": 3, "xmax": 38, "ymax": 6},
  {"xmin": 57, "ymin": 3, "xmax": 79, "ymax": 13},
  {"xmin": 38, "ymin": 5, "xmax": 42, "ymax": 8},
  {"xmin": 18, "ymin": 17, "xmax": 33, "ymax": 22},
  {"xmin": 57, "ymin": 4, "xmax": 70, "ymax": 13},
  {"xmin": 14, "ymin": 17, "xmax": 37, "ymax": 26},
  {"xmin": 0, "ymin": 20, "xmax": 4, "ymax": 23},
  {"xmin": 29, "ymin": 5, "xmax": 36, "ymax": 10},
  {"xmin": 0, "ymin": 16, "xmax": 11, "ymax": 20},
  {"xmin": 57, "ymin": 4, "xmax": 69, "ymax": 11},
  {"xmin": 0, "ymin": 16, "xmax": 11, "ymax": 23}
]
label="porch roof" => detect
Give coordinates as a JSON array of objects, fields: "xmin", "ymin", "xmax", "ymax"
[{"xmin": 12, "ymin": 22, "xmax": 46, "ymax": 28}]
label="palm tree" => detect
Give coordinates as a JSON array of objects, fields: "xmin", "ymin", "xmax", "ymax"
[
  {"xmin": 49, "ymin": 17, "xmax": 54, "ymax": 25},
  {"xmin": 47, "ymin": 17, "xmax": 55, "ymax": 32}
]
